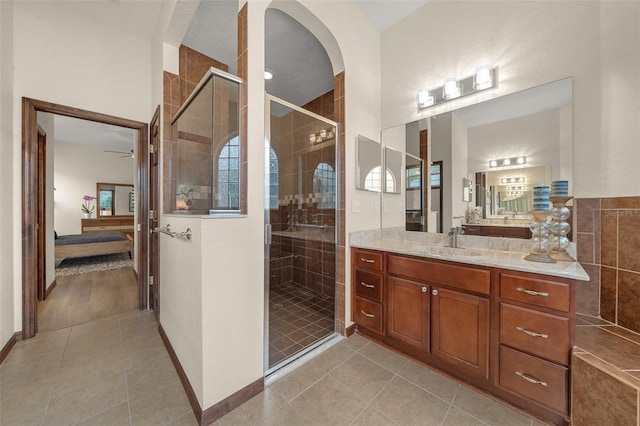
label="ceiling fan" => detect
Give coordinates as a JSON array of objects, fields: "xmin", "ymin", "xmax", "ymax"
[{"xmin": 104, "ymin": 149, "xmax": 134, "ymax": 158}]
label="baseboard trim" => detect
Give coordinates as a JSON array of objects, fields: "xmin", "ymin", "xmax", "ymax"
[
  {"xmin": 346, "ymin": 323, "xmax": 357, "ymax": 337},
  {"xmin": 157, "ymin": 324, "xmax": 264, "ymax": 425},
  {"xmin": 157, "ymin": 325, "xmax": 202, "ymax": 423},
  {"xmin": 46, "ymin": 280, "xmax": 57, "ymax": 298},
  {"xmin": 0, "ymin": 332, "xmax": 19, "ymax": 364},
  {"xmin": 200, "ymin": 376, "xmax": 264, "ymax": 425}
]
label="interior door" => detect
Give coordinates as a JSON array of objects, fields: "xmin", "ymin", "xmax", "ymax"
[{"xmin": 149, "ymin": 107, "xmax": 160, "ymax": 317}]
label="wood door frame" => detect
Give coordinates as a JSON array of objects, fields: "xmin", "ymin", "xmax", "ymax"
[
  {"xmin": 36, "ymin": 126, "xmax": 47, "ymax": 301},
  {"xmin": 148, "ymin": 106, "xmax": 160, "ymax": 318},
  {"xmin": 22, "ymin": 97, "xmax": 149, "ymax": 339}
]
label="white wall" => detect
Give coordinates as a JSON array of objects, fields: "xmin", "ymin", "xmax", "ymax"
[
  {"xmin": 381, "ymin": 0, "xmax": 640, "ymax": 199},
  {"xmin": 54, "ymin": 142, "xmax": 135, "ymax": 235},
  {"xmin": 10, "ymin": 1, "xmax": 154, "ymax": 331},
  {"xmin": 380, "ymin": 125, "xmax": 405, "ymax": 228},
  {"xmin": 431, "ymin": 113, "xmax": 452, "ymax": 231},
  {"xmin": 451, "ymin": 113, "xmax": 468, "ymax": 224},
  {"xmin": 0, "ymin": 0, "xmax": 15, "ymax": 347}
]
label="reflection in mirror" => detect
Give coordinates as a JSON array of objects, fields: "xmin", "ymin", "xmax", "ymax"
[
  {"xmin": 97, "ymin": 182, "xmax": 134, "ymax": 216},
  {"xmin": 384, "ymin": 146, "xmax": 402, "ymax": 194},
  {"xmin": 405, "ymin": 154, "xmax": 423, "ymax": 231},
  {"xmin": 356, "ymin": 135, "xmax": 382, "ymax": 192},
  {"xmin": 382, "ymin": 78, "xmax": 573, "ymax": 234}
]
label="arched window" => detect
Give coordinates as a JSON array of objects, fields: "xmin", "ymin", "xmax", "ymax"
[
  {"xmin": 269, "ymin": 148, "xmax": 279, "ymax": 209},
  {"xmin": 313, "ymin": 162, "xmax": 335, "ymax": 209},
  {"xmin": 217, "ymin": 136, "xmax": 240, "ymax": 209},
  {"xmin": 364, "ymin": 166, "xmax": 394, "ymax": 192}
]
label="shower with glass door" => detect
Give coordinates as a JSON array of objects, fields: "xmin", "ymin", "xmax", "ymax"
[{"xmin": 264, "ymin": 95, "xmax": 338, "ymax": 372}]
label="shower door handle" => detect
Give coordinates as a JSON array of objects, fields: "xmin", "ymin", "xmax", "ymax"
[{"xmin": 265, "ymin": 224, "xmax": 272, "ymax": 245}]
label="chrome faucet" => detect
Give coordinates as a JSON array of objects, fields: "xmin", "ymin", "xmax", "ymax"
[{"xmin": 448, "ymin": 226, "xmax": 465, "ymax": 248}]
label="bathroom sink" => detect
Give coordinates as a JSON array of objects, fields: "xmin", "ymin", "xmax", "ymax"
[{"xmin": 411, "ymin": 245, "xmax": 484, "ymax": 257}]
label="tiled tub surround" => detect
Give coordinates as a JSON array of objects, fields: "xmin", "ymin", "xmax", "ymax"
[
  {"xmin": 350, "ymin": 228, "xmax": 588, "ymax": 281},
  {"xmin": 575, "ymin": 196, "xmax": 640, "ymax": 333},
  {"xmin": 573, "ymin": 313, "xmax": 640, "ymax": 425}
]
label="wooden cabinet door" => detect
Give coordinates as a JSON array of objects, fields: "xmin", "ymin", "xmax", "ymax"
[
  {"xmin": 431, "ymin": 287, "xmax": 489, "ymax": 379},
  {"xmin": 387, "ymin": 276, "xmax": 430, "ymax": 351}
]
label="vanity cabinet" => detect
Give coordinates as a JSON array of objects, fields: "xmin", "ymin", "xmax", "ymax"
[
  {"xmin": 497, "ymin": 270, "xmax": 574, "ymax": 417},
  {"xmin": 350, "ymin": 247, "xmax": 576, "ymax": 426}
]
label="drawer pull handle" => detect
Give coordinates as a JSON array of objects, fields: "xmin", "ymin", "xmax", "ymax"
[
  {"xmin": 516, "ymin": 326, "xmax": 548, "ymax": 339},
  {"xmin": 360, "ymin": 310, "xmax": 375, "ymax": 318},
  {"xmin": 515, "ymin": 371, "xmax": 548, "ymax": 387},
  {"xmin": 360, "ymin": 258, "xmax": 375, "ymax": 264},
  {"xmin": 516, "ymin": 287, "xmax": 549, "ymax": 297},
  {"xmin": 360, "ymin": 282, "xmax": 375, "ymax": 289}
]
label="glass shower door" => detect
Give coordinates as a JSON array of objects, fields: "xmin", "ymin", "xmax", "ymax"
[{"xmin": 264, "ymin": 95, "xmax": 338, "ymax": 372}]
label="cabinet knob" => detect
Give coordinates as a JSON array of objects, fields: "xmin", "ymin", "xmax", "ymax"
[
  {"xmin": 421, "ymin": 286, "xmax": 427, "ymax": 293},
  {"xmin": 431, "ymin": 289, "xmax": 438, "ymax": 296}
]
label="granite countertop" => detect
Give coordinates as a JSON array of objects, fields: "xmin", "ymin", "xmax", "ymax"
[{"xmin": 350, "ymin": 228, "xmax": 589, "ymax": 281}]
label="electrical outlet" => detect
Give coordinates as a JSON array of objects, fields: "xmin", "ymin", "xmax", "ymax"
[{"xmin": 351, "ymin": 200, "xmax": 361, "ymax": 213}]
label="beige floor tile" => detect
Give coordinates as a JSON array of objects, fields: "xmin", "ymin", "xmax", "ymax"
[
  {"xmin": 442, "ymin": 407, "xmax": 489, "ymax": 425},
  {"xmin": 359, "ymin": 342, "xmax": 408, "ymax": 373},
  {"xmin": 452, "ymin": 386, "xmax": 532, "ymax": 426},
  {"xmin": 2, "ymin": 335, "xmax": 67, "ymax": 366},
  {"xmin": 398, "ymin": 360, "xmax": 461, "ymax": 403},
  {"xmin": 262, "ymin": 404, "xmax": 307, "ymax": 426},
  {"xmin": 0, "ymin": 373, "xmax": 56, "ymax": 406},
  {"xmin": 329, "ymin": 353, "xmax": 394, "ymax": 402},
  {"xmin": 270, "ymin": 361, "xmax": 326, "ymax": 402},
  {"xmin": 128, "ymin": 377, "xmax": 192, "ymax": 426},
  {"xmin": 219, "ymin": 386, "xmax": 287, "ymax": 426},
  {"xmin": 370, "ymin": 376, "xmax": 450, "ymax": 426},
  {"xmin": 125, "ymin": 352, "xmax": 180, "ymax": 396},
  {"xmin": 289, "ymin": 375, "xmax": 367, "ymax": 425},
  {"xmin": 60, "ymin": 335, "xmax": 123, "ymax": 368},
  {"xmin": 350, "ymin": 406, "xmax": 398, "ymax": 425},
  {"xmin": 67, "ymin": 317, "xmax": 121, "ymax": 346},
  {"xmin": 51, "ymin": 355, "xmax": 125, "ymax": 398},
  {"xmin": 0, "ymin": 400, "xmax": 48, "ymax": 425},
  {"xmin": 340, "ymin": 332, "xmax": 370, "ymax": 352},
  {"xmin": 45, "ymin": 371, "xmax": 128, "ymax": 426},
  {"xmin": 75, "ymin": 401, "xmax": 131, "ymax": 426},
  {"xmin": 0, "ymin": 352, "xmax": 62, "ymax": 386},
  {"xmin": 166, "ymin": 410, "xmax": 200, "ymax": 426},
  {"xmin": 306, "ymin": 340, "xmax": 355, "ymax": 372}
]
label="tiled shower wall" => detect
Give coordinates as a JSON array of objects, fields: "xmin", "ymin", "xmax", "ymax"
[{"xmin": 575, "ymin": 196, "xmax": 640, "ymax": 333}]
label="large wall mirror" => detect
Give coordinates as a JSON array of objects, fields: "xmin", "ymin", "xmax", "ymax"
[
  {"xmin": 381, "ymin": 78, "xmax": 573, "ymax": 233},
  {"xmin": 97, "ymin": 182, "xmax": 134, "ymax": 216},
  {"xmin": 356, "ymin": 135, "xmax": 382, "ymax": 192}
]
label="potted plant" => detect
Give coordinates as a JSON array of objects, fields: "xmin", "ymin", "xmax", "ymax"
[{"xmin": 81, "ymin": 195, "xmax": 96, "ymax": 218}]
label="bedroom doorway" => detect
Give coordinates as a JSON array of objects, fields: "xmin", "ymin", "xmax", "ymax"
[{"xmin": 21, "ymin": 98, "xmax": 152, "ymax": 339}]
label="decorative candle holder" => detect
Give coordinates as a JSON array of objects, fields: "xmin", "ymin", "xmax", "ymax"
[
  {"xmin": 524, "ymin": 210, "xmax": 556, "ymax": 263},
  {"xmin": 550, "ymin": 196, "xmax": 575, "ymax": 262}
]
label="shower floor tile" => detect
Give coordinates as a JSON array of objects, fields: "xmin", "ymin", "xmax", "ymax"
[{"xmin": 269, "ymin": 282, "xmax": 335, "ymax": 368}]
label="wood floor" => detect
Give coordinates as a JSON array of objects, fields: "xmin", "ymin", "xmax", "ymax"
[{"xmin": 38, "ymin": 266, "xmax": 138, "ymax": 332}]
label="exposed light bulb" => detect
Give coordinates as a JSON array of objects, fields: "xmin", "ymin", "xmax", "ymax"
[
  {"xmin": 473, "ymin": 67, "xmax": 493, "ymax": 90},
  {"xmin": 443, "ymin": 80, "xmax": 461, "ymax": 100},
  {"xmin": 264, "ymin": 70, "xmax": 273, "ymax": 80}
]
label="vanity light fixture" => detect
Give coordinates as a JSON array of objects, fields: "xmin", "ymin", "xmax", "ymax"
[
  {"xmin": 418, "ymin": 90, "xmax": 434, "ymax": 108},
  {"xmin": 443, "ymin": 80, "xmax": 461, "ymax": 100},
  {"xmin": 473, "ymin": 66, "xmax": 494, "ymax": 90},
  {"xmin": 508, "ymin": 185, "xmax": 527, "ymax": 191},
  {"xmin": 417, "ymin": 66, "xmax": 498, "ymax": 110},
  {"xmin": 489, "ymin": 156, "xmax": 526, "ymax": 168},
  {"xmin": 309, "ymin": 126, "xmax": 336, "ymax": 145},
  {"xmin": 501, "ymin": 177, "xmax": 526, "ymax": 185}
]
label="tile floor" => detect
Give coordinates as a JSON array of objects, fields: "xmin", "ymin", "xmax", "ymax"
[
  {"xmin": 1, "ymin": 307, "xmax": 543, "ymax": 425},
  {"xmin": 269, "ymin": 282, "xmax": 334, "ymax": 368}
]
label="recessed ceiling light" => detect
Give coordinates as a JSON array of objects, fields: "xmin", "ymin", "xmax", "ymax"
[{"xmin": 264, "ymin": 70, "xmax": 273, "ymax": 80}]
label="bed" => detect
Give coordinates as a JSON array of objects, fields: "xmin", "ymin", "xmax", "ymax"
[{"xmin": 55, "ymin": 232, "xmax": 133, "ymax": 260}]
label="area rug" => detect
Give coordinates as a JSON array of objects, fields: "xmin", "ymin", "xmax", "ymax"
[{"xmin": 55, "ymin": 253, "xmax": 133, "ymax": 277}]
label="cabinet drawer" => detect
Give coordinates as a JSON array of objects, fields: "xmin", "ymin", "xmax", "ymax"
[
  {"xmin": 463, "ymin": 225, "xmax": 484, "ymax": 235},
  {"xmin": 500, "ymin": 273, "xmax": 570, "ymax": 312},
  {"xmin": 354, "ymin": 249, "xmax": 383, "ymax": 271},
  {"xmin": 354, "ymin": 269, "xmax": 383, "ymax": 302},
  {"xmin": 354, "ymin": 296, "xmax": 383, "ymax": 334},
  {"xmin": 499, "ymin": 346, "xmax": 568, "ymax": 414},
  {"xmin": 388, "ymin": 255, "xmax": 490, "ymax": 295},
  {"xmin": 500, "ymin": 303, "xmax": 570, "ymax": 365}
]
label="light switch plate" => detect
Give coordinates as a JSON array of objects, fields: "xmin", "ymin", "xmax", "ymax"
[{"xmin": 351, "ymin": 200, "xmax": 361, "ymax": 213}]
